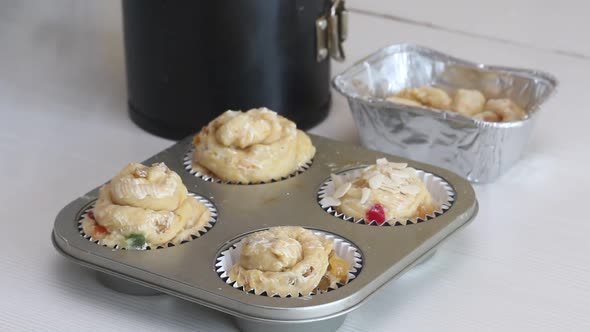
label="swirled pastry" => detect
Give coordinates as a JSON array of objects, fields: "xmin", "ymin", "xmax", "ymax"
[
  {"xmin": 385, "ymin": 96, "xmax": 423, "ymax": 107},
  {"xmin": 484, "ymin": 98, "xmax": 526, "ymax": 122},
  {"xmin": 389, "ymin": 86, "xmax": 527, "ymax": 123},
  {"xmin": 82, "ymin": 163, "xmax": 211, "ymax": 248},
  {"xmin": 192, "ymin": 108, "xmax": 315, "ymax": 183},
  {"xmin": 395, "ymin": 86, "xmax": 452, "ymax": 110},
  {"xmin": 473, "ymin": 110, "xmax": 501, "ymax": 122},
  {"xmin": 228, "ymin": 227, "xmax": 349, "ymax": 296},
  {"xmin": 452, "ymin": 89, "xmax": 486, "ymax": 116},
  {"xmin": 320, "ymin": 158, "xmax": 435, "ymax": 224}
]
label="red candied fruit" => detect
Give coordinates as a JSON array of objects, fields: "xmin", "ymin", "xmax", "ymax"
[
  {"xmin": 94, "ymin": 224, "xmax": 108, "ymax": 235},
  {"xmin": 87, "ymin": 210, "xmax": 95, "ymax": 220},
  {"xmin": 366, "ymin": 204, "xmax": 386, "ymax": 225}
]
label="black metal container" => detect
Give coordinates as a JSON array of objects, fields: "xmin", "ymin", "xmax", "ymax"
[{"xmin": 122, "ymin": 0, "xmax": 347, "ymax": 139}]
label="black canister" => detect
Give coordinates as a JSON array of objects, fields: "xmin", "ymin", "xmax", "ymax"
[{"xmin": 122, "ymin": 0, "xmax": 347, "ymax": 140}]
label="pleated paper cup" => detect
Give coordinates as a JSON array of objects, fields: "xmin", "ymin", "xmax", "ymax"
[
  {"xmin": 215, "ymin": 228, "xmax": 363, "ymax": 298},
  {"xmin": 318, "ymin": 167, "xmax": 454, "ymax": 226},
  {"xmin": 78, "ymin": 193, "xmax": 217, "ymax": 250},
  {"xmin": 183, "ymin": 147, "xmax": 312, "ymax": 185}
]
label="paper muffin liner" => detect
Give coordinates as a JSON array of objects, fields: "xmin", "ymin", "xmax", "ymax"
[
  {"xmin": 215, "ymin": 229, "xmax": 363, "ymax": 298},
  {"xmin": 317, "ymin": 167, "xmax": 455, "ymax": 226},
  {"xmin": 183, "ymin": 147, "xmax": 313, "ymax": 185},
  {"xmin": 77, "ymin": 193, "xmax": 217, "ymax": 250}
]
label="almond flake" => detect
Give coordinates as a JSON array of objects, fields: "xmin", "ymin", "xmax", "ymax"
[
  {"xmin": 402, "ymin": 167, "xmax": 417, "ymax": 176},
  {"xmin": 384, "ymin": 173, "xmax": 404, "ymax": 186},
  {"xmin": 331, "ymin": 174, "xmax": 344, "ymax": 188},
  {"xmin": 362, "ymin": 170, "xmax": 381, "ymax": 180},
  {"xmin": 333, "ymin": 182, "xmax": 352, "ymax": 198},
  {"xmin": 376, "ymin": 158, "xmax": 389, "ymax": 165},
  {"xmin": 390, "ymin": 162, "xmax": 408, "ymax": 170},
  {"xmin": 380, "ymin": 175, "xmax": 398, "ymax": 186},
  {"xmin": 379, "ymin": 186, "xmax": 398, "ymax": 194},
  {"xmin": 389, "ymin": 169, "xmax": 410, "ymax": 179},
  {"xmin": 319, "ymin": 196, "xmax": 341, "ymax": 207},
  {"xmin": 381, "ymin": 180, "xmax": 402, "ymax": 190},
  {"xmin": 368, "ymin": 174, "xmax": 385, "ymax": 189},
  {"xmin": 360, "ymin": 188, "xmax": 371, "ymax": 204},
  {"xmin": 400, "ymin": 184, "xmax": 421, "ymax": 195}
]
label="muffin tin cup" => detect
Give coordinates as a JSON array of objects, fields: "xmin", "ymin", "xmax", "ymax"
[
  {"xmin": 78, "ymin": 193, "xmax": 217, "ymax": 250},
  {"xmin": 183, "ymin": 147, "xmax": 313, "ymax": 185},
  {"xmin": 318, "ymin": 168, "xmax": 455, "ymax": 226},
  {"xmin": 53, "ymin": 134, "xmax": 478, "ymax": 332},
  {"xmin": 215, "ymin": 229, "xmax": 363, "ymax": 298}
]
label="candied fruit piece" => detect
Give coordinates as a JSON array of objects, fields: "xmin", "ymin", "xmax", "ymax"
[
  {"xmin": 366, "ymin": 203, "xmax": 386, "ymax": 225},
  {"xmin": 94, "ymin": 224, "xmax": 108, "ymax": 235},
  {"xmin": 317, "ymin": 276, "xmax": 331, "ymax": 292},
  {"xmin": 126, "ymin": 233, "xmax": 147, "ymax": 249},
  {"xmin": 329, "ymin": 254, "xmax": 350, "ymax": 283}
]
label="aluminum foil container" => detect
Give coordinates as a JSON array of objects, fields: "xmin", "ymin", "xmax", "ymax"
[{"xmin": 332, "ymin": 44, "xmax": 558, "ymax": 183}]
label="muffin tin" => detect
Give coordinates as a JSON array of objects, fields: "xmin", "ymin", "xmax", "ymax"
[{"xmin": 52, "ymin": 134, "xmax": 478, "ymax": 332}]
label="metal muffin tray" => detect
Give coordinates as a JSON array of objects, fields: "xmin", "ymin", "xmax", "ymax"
[{"xmin": 52, "ymin": 134, "xmax": 478, "ymax": 332}]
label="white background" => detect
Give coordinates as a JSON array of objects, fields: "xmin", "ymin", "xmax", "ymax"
[{"xmin": 1, "ymin": 1, "xmax": 589, "ymax": 331}]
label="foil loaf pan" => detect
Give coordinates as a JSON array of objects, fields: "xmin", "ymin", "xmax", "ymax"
[
  {"xmin": 52, "ymin": 134, "xmax": 478, "ymax": 332},
  {"xmin": 332, "ymin": 44, "xmax": 558, "ymax": 183}
]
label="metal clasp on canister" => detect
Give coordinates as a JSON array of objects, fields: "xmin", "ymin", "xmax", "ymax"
[{"xmin": 316, "ymin": 0, "xmax": 348, "ymax": 62}]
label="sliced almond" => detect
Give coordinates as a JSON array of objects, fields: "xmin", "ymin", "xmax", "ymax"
[
  {"xmin": 376, "ymin": 158, "xmax": 389, "ymax": 165},
  {"xmin": 368, "ymin": 174, "xmax": 385, "ymax": 190},
  {"xmin": 400, "ymin": 184, "xmax": 421, "ymax": 195},
  {"xmin": 379, "ymin": 186, "xmax": 399, "ymax": 194},
  {"xmin": 333, "ymin": 182, "xmax": 352, "ymax": 199},
  {"xmin": 388, "ymin": 169, "xmax": 410, "ymax": 179},
  {"xmin": 381, "ymin": 174, "xmax": 401, "ymax": 186},
  {"xmin": 319, "ymin": 196, "xmax": 341, "ymax": 207},
  {"xmin": 362, "ymin": 170, "xmax": 381, "ymax": 180},
  {"xmin": 402, "ymin": 167, "xmax": 417, "ymax": 176},
  {"xmin": 381, "ymin": 178, "xmax": 402, "ymax": 190},
  {"xmin": 360, "ymin": 188, "xmax": 371, "ymax": 204},
  {"xmin": 389, "ymin": 162, "xmax": 408, "ymax": 170},
  {"xmin": 385, "ymin": 171, "xmax": 404, "ymax": 184},
  {"xmin": 331, "ymin": 174, "xmax": 344, "ymax": 188}
]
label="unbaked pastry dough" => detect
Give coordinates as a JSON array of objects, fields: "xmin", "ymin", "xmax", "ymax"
[
  {"xmin": 473, "ymin": 110, "xmax": 501, "ymax": 122},
  {"xmin": 484, "ymin": 98, "xmax": 526, "ymax": 122},
  {"xmin": 192, "ymin": 108, "xmax": 316, "ymax": 183},
  {"xmin": 228, "ymin": 227, "xmax": 349, "ymax": 296},
  {"xmin": 452, "ymin": 89, "xmax": 486, "ymax": 116},
  {"xmin": 388, "ymin": 86, "xmax": 527, "ymax": 123},
  {"xmin": 395, "ymin": 86, "xmax": 452, "ymax": 110},
  {"xmin": 320, "ymin": 158, "xmax": 435, "ymax": 222},
  {"xmin": 385, "ymin": 96, "xmax": 423, "ymax": 107},
  {"xmin": 81, "ymin": 163, "xmax": 211, "ymax": 248}
]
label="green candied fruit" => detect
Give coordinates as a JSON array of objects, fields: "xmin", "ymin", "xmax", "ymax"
[{"xmin": 125, "ymin": 233, "xmax": 146, "ymax": 249}]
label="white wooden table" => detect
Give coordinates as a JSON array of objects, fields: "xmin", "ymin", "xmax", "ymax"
[{"xmin": 1, "ymin": 1, "xmax": 589, "ymax": 331}]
